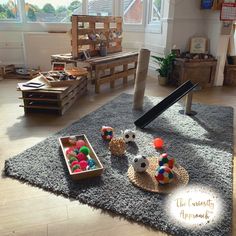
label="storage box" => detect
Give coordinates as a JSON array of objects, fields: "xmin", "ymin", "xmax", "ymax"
[{"xmin": 59, "ymin": 135, "xmax": 104, "ymax": 180}]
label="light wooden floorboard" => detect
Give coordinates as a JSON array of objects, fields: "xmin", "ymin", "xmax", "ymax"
[{"xmin": 0, "ymin": 75, "xmax": 235, "ymax": 236}]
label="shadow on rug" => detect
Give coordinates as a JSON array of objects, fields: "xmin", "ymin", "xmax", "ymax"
[{"xmin": 4, "ymin": 93, "xmax": 233, "ymax": 236}]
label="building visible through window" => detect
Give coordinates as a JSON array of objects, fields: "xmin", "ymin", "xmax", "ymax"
[
  {"xmin": 88, "ymin": 0, "xmax": 113, "ymax": 16},
  {"xmin": 123, "ymin": 0, "xmax": 143, "ymax": 24}
]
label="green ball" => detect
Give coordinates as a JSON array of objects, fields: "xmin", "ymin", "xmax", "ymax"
[
  {"xmin": 69, "ymin": 157, "xmax": 77, "ymax": 164},
  {"xmin": 79, "ymin": 146, "xmax": 90, "ymax": 155}
]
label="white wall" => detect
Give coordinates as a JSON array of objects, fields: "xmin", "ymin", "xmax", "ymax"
[{"xmin": 0, "ymin": 32, "xmax": 24, "ymax": 66}]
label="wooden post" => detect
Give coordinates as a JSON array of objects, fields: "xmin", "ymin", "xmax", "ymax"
[
  {"xmin": 71, "ymin": 15, "xmax": 79, "ymax": 59},
  {"xmin": 133, "ymin": 49, "xmax": 150, "ymax": 110}
]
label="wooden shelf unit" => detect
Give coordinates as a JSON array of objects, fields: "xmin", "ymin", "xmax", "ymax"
[{"xmin": 71, "ymin": 15, "xmax": 123, "ymax": 58}]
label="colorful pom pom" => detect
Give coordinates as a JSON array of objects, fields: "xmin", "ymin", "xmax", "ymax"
[
  {"xmin": 77, "ymin": 152, "xmax": 87, "ymax": 162},
  {"xmin": 76, "ymin": 140, "xmax": 86, "ymax": 149},
  {"xmin": 155, "ymin": 166, "xmax": 174, "ymax": 184},
  {"xmin": 79, "ymin": 146, "xmax": 90, "ymax": 155},
  {"xmin": 72, "ymin": 164, "xmax": 80, "ymax": 172},
  {"xmin": 73, "ymin": 168, "xmax": 82, "ymax": 173},
  {"xmin": 79, "ymin": 160, "xmax": 88, "ymax": 170},
  {"xmin": 101, "ymin": 126, "xmax": 114, "ymax": 141},
  {"xmin": 158, "ymin": 153, "xmax": 175, "ymax": 169},
  {"xmin": 71, "ymin": 161, "xmax": 80, "ymax": 168},
  {"xmin": 87, "ymin": 158, "xmax": 96, "ymax": 168},
  {"xmin": 153, "ymin": 138, "xmax": 164, "ymax": 149},
  {"xmin": 68, "ymin": 156, "xmax": 78, "ymax": 164}
]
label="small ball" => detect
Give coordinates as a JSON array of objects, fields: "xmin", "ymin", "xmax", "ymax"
[
  {"xmin": 101, "ymin": 126, "xmax": 114, "ymax": 141},
  {"xmin": 122, "ymin": 129, "xmax": 136, "ymax": 143},
  {"xmin": 109, "ymin": 138, "xmax": 126, "ymax": 156},
  {"xmin": 155, "ymin": 166, "xmax": 174, "ymax": 184},
  {"xmin": 72, "ymin": 164, "xmax": 80, "ymax": 172},
  {"xmin": 77, "ymin": 152, "xmax": 87, "ymax": 162},
  {"xmin": 66, "ymin": 147, "xmax": 76, "ymax": 155},
  {"xmin": 158, "ymin": 153, "xmax": 175, "ymax": 169},
  {"xmin": 76, "ymin": 140, "xmax": 86, "ymax": 149},
  {"xmin": 79, "ymin": 160, "xmax": 88, "ymax": 170},
  {"xmin": 79, "ymin": 146, "xmax": 90, "ymax": 155},
  {"xmin": 153, "ymin": 138, "xmax": 164, "ymax": 149},
  {"xmin": 71, "ymin": 161, "xmax": 80, "ymax": 168},
  {"xmin": 87, "ymin": 158, "xmax": 96, "ymax": 168},
  {"xmin": 68, "ymin": 156, "xmax": 78, "ymax": 164},
  {"xmin": 132, "ymin": 155, "xmax": 149, "ymax": 172},
  {"xmin": 73, "ymin": 168, "xmax": 82, "ymax": 173}
]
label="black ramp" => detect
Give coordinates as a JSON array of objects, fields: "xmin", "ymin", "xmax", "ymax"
[{"xmin": 134, "ymin": 80, "xmax": 198, "ymax": 129}]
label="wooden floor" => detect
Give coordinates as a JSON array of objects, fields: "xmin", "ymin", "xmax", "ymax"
[{"xmin": 0, "ymin": 74, "xmax": 235, "ymax": 236}]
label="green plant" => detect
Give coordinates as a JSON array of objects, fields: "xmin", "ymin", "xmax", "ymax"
[{"xmin": 151, "ymin": 52, "xmax": 176, "ymax": 77}]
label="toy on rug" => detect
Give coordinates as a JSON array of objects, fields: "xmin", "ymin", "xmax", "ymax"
[
  {"xmin": 158, "ymin": 153, "xmax": 175, "ymax": 169},
  {"xmin": 122, "ymin": 129, "xmax": 136, "ymax": 143},
  {"xmin": 132, "ymin": 155, "xmax": 149, "ymax": 172},
  {"xmin": 153, "ymin": 137, "xmax": 164, "ymax": 149},
  {"xmin": 109, "ymin": 138, "xmax": 126, "ymax": 156},
  {"xmin": 101, "ymin": 126, "xmax": 114, "ymax": 141},
  {"xmin": 155, "ymin": 166, "xmax": 174, "ymax": 184}
]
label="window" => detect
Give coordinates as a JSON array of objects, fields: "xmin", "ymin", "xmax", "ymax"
[
  {"xmin": 151, "ymin": 0, "xmax": 161, "ymax": 22},
  {"xmin": 25, "ymin": 0, "xmax": 82, "ymax": 22},
  {"xmin": 88, "ymin": 0, "xmax": 113, "ymax": 16},
  {"xmin": 0, "ymin": 0, "xmax": 20, "ymax": 21},
  {"xmin": 123, "ymin": 0, "xmax": 143, "ymax": 24}
]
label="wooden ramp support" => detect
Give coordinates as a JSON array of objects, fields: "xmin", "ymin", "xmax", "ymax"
[{"xmin": 133, "ymin": 49, "xmax": 150, "ymax": 110}]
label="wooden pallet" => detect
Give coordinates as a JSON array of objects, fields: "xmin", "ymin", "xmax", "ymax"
[
  {"xmin": 88, "ymin": 51, "xmax": 138, "ymax": 93},
  {"xmin": 19, "ymin": 76, "xmax": 87, "ymax": 115},
  {"xmin": 71, "ymin": 15, "xmax": 122, "ymax": 58}
]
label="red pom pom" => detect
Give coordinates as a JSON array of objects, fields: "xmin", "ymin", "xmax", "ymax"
[
  {"xmin": 73, "ymin": 168, "xmax": 82, "ymax": 173},
  {"xmin": 71, "ymin": 161, "xmax": 80, "ymax": 168},
  {"xmin": 66, "ymin": 147, "xmax": 76, "ymax": 155},
  {"xmin": 153, "ymin": 138, "xmax": 164, "ymax": 149},
  {"xmin": 79, "ymin": 160, "xmax": 88, "ymax": 170},
  {"xmin": 77, "ymin": 152, "xmax": 87, "ymax": 162},
  {"xmin": 76, "ymin": 140, "xmax": 86, "ymax": 149}
]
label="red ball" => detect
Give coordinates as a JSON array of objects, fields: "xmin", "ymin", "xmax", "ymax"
[
  {"xmin": 77, "ymin": 152, "xmax": 87, "ymax": 162},
  {"xmin": 79, "ymin": 160, "xmax": 88, "ymax": 171},
  {"xmin": 73, "ymin": 168, "xmax": 82, "ymax": 173},
  {"xmin": 66, "ymin": 147, "xmax": 76, "ymax": 155},
  {"xmin": 153, "ymin": 138, "xmax": 164, "ymax": 149},
  {"xmin": 71, "ymin": 161, "xmax": 80, "ymax": 168},
  {"xmin": 76, "ymin": 140, "xmax": 86, "ymax": 149}
]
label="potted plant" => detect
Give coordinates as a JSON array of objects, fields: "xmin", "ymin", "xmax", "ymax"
[{"xmin": 151, "ymin": 52, "xmax": 176, "ymax": 85}]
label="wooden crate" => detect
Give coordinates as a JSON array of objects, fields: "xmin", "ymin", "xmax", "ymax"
[
  {"xmin": 71, "ymin": 15, "xmax": 122, "ymax": 58},
  {"xmin": 224, "ymin": 64, "xmax": 236, "ymax": 86},
  {"xmin": 59, "ymin": 134, "xmax": 104, "ymax": 181},
  {"xmin": 19, "ymin": 76, "xmax": 87, "ymax": 115},
  {"xmin": 171, "ymin": 58, "xmax": 217, "ymax": 88}
]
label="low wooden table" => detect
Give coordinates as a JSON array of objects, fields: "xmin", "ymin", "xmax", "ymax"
[
  {"xmin": 51, "ymin": 51, "xmax": 139, "ymax": 93},
  {"xmin": 18, "ymin": 76, "xmax": 87, "ymax": 115}
]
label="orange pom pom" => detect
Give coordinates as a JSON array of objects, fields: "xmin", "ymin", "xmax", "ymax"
[{"xmin": 153, "ymin": 138, "xmax": 164, "ymax": 149}]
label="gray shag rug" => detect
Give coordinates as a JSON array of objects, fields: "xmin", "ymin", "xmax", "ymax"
[{"xmin": 4, "ymin": 93, "xmax": 233, "ymax": 236}]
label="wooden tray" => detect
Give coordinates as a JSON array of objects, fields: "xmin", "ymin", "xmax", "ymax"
[
  {"xmin": 65, "ymin": 67, "xmax": 88, "ymax": 77},
  {"xmin": 59, "ymin": 134, "xmax": 104, "ymax": 180},
  {"xmin": 40, "ymin": 72, "xmax": 84, "ymax": 87}
]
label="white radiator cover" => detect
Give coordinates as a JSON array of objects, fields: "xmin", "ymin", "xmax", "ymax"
[{"xmin": 23, "ymin": 32, "xmax": 71, "ymax": 71}]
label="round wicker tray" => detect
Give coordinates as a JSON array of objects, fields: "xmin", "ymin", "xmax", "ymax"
[{"xmin": 127, "ymin": 157, "xmax": 189, "ymax": 194}]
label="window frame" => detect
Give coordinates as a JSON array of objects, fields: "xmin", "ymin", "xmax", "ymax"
[{"xmin": 0, "ymin": 0, "xmax": 162, "ymax": 33}]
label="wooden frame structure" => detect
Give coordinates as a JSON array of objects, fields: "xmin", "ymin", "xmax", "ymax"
[{"xmin": 71, "ymin": 15, "xmax": 122, "ymax": 58}]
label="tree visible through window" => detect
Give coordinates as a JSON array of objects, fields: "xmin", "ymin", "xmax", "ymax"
[
  {"xmin": 0, "ymin": 0, "xmax": 19, "ymax": 21},
  {"xmin": 152, "ymin": 0, "xmax": 161, "ymax": 22},
  {"xmin": 25, "ymin": 0, "xmax": 82, "ymax": 22}
]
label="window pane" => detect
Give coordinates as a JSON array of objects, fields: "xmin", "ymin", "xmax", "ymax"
[
  {"xmin": 123, "ymin": 0, "xmax": 143, "ymax": 24},
  {"xmin": 25, "ymin": 0, "xmax": 82, "ymax": 22},
  {"xmin": 0, "ymin": 0, "xmax": 20, "ymax": 21},
  {"xmin": 88, "ymin": 0, "xmax": 113, "ymax": 16},
  {"xmin": 152, "ymin": 0, "xmax": 161, "ymax": 22}
]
